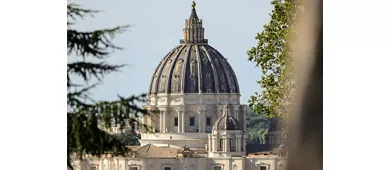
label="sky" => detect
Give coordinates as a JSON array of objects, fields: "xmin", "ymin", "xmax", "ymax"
[{"xmin": 70, "ymin": 0, "xmax": 273, "ymax": 104}]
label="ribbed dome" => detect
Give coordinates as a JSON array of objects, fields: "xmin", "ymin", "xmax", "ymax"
[
  {"xmin": 148, "ymin": 3, "xmax": 239, "ymax": 95},
  {"xmin": 212, "ymin": 114, "xmax": 241, "ymax": 131},
  {"xmin": 149, "ymin": 44, "xmax": 240, "ymax": 94}
]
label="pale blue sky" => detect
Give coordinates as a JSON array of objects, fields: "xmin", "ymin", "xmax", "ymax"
[{"xmin": 71, "ymin": 0, "xmax": 272, "ymax": 104}]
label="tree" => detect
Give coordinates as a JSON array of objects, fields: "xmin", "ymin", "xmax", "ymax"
[
  {"xmin": 247, "ymin": 0, "xmax": 303, "ymax": 139},
  {"xmin": 113, "ymin": 131, "xmax": 141, "ymax": 146},
  {"xmin": 67, "ymin": 3, "xmax": 152, "ymax": 170},
  {"xmin": 246, "ymin": 111, "xmax": 269, "ymax": 144}
]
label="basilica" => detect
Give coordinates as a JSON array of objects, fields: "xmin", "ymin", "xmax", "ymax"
[{"xmin": 73, "ymin": 2, "xmax": 287, "ymax": 170}]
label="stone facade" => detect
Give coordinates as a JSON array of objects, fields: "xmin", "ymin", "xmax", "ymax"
[{"xmin": 74, "ymin": 155, "xmax": 287, "ymax": 170}]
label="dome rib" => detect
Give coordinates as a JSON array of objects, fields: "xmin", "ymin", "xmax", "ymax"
[
  {"xmin": 212, "ymin": 114, "xmax": 241, "ymax": 131},
  {"xmin": 201, "ymin": 45, "xmax": 220, "ymax": 93},
  {"xmin": 149, "ymin": 46, "xmax": 180, "ymax": 94},
  {"xmin": 211, "ymin": 47, "xmax": 239, "ymax": 93},
  {"xmin": 225, "ymin": 60, "xmax": 240, "ymax": 93},
  {"xmin": 207, "ymin": 45, "xmax": 231, "ymax": 93},
  {"xmin": 166, "ymin": 45, "xmax": 187, "ymax": 93},
  {"xmin": 178, "ymin": 45, "xmax": 191, "ymax": 93},
  {"xmin": 195, "ymin": 45, "xmax": 203, "ymax": 93}
]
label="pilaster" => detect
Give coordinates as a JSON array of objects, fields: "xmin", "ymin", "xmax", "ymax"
[{"xmin": 198, "ymin": 105, "xmax": 206, "ymax": 132}]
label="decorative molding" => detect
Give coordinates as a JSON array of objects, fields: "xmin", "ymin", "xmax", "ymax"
[
  {"xmin": 158, "ymin": 97, "xmax": 166, "ymax": 102},
  {"xmin": 161, "ymin": 163, "xmax": 174, "ymax": 169},
  {"xmin": 128, "ymin": 164, "xmax": 141, "ymax": 170},
  {"xmin": 219, "ymin": 96, "xmax": 228, "ymax": 101},
  {"xmin": 172, "ymin": 97, "xmax": 181, "ymax": 102},
  {"xmin": 256, "ymin": 163, "xmax": 271, "ymax": 170},
  {"xmin": 210, "ymin": 163, "xmax": 225, "ymax": 170}
]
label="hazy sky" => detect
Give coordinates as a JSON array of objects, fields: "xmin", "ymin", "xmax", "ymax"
[{"xmin": 71, "ymin": 0, "xmax": 273, "ymax": 104}]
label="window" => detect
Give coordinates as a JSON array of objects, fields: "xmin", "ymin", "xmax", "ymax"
[
  {"xmin": 174, "ymin": 117, "xmax": 178, "ymax": 126},
  {"xmin": 279, "ymin": 164, "xmax": 284, "ymax": 170},
  {"xmin": 219, "ymin": 139, "xmax": 223, "ymax": 151},
  {"xmin": 260, "ymin": 166, "xmax": 267, "ymax": 170},
  {"xmin": 89, "ymin": 167, "xmax": 97, "ymax": 170},
  {"xmin": 214, "ymin": 166, "xmax": 222, "ymax": 170},
  {"xmin": 206, "ymin": 117, "xmax": 211, "ymax": 126},
  {"xmin": 190, "ymin": 117, "xmax": 195, "ymax": 126},
  {"xmin": 129, "ymin": 167, "xmax": 138, "ymax": 170},
  {"xmin": 164, "ymin": 167, "xmax": 172, "ymax": 170}
]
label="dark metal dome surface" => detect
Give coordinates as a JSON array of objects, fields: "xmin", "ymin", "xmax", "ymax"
[
  {"xmin": 148, "ymin": 44, "xmax": 239, "ymax": 94},
  {"xmin": 212, "ymin": 114, "xmax": 241, "ymax": 131}
]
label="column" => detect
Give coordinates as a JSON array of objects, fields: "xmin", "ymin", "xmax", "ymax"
[
  {"xmin": 184, "ymin": 28, "xmax": 187, "ymax": 40},
  {"xmin": 237, "ymin": 135, "xmax": 242, "ymax": 152},
  {"xmin": 224, "ymin": 137, "xmax": 228, "ymax": 152},
  {"xmin": 159, "ymin": 110, "xmax": 163, "ymax": 133},
  {"xmin": 198, "ymin": 111, "xmax": 202, "ymax": 133},
  {"xmin": 181, "ymin": 111, "xmax": 185, "ymax": 133},
  {"xmin": 147, "ymin": 115, "xmax": 152, "ymax": 132},
  {"xmin": 208, "ymin": 136, "xmax": 211, "ymax": 152},
  {"xmin": 202, "ymin": 111, "xmax": 206, "ymax": 132},
  {"xmin": 186, "ymin": 29, "xmax": 190, "ymax": 41},
  {"xmin": 213, "ymin": 137, "xmax": 218, "ymax": 152},
  {"xmin": 195, "ymin": 30, "xmax": 198, "ymax": 41},
  {"xmin": 177, "ymin": 111, "xmax": 181, "ymax": 133},
  {"xmin": 226, "ymin": 137, "xmax": 230, "ymax": 152},
  {"xmin": 153, "ymin": 114, "xmax": 157, "ymax": 132},
  {"xmin": 243, "ymin": 105, "xmax": 248, "ymax": 132},
  {"xmin": 163, "ymin": 109, "xmax": 167, "ymax": 133},
  {"xmin": 233, "ymin": 105, "xmax": 240, "ymax": 119},
  {"xmin": 189, "ymin": 29, "xmax": 193, "ymax": 41},
  {"xmin": 243, "ymin": 135, "xmax": 247, "ymax": 153},
  {"xmin": 198, "ymin": 107, "xmax": 204, "ymax": 133}
]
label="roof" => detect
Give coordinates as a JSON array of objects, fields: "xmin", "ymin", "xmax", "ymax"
[
  {"xmin": 148, "ymin": 44, "xmax": 240, "ymax": 94},
  {"xmin": 212, "ymin": 105, "xmax": 241, "ymax": 131},
  {"xmin": 189, "ymin": 1, "xmax": 199, "ymax": 21},
  {"xmin": 212, "ymin": 114, "xmax": 241, "ymax": 131},
  {"xmin": 148, "ymin": 2, "xmax": 240, "ymax": 95},
  {"xmin": 133, "ymin": 144, "xmax": 178, "ymax": 158},
  {"xmin": 189, "ymin": 8, "xmax": 199, "ymax": 21}
]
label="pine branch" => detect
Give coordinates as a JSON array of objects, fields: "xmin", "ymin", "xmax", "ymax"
[
  {"xmin": 67, "ymin": 61, "xmax": 125, "ymax": 83},
  {"xmin": 67, "ymin": 3, "xmax": 99, "ymax": 21},
  {"xmin": 67, "ymin": 3, "xmax": 147, "ymax": 170},
  {"xmin": 67, "ymin": 84, "xmax": 98, "ymax": 108},
  {"xmin": 67, "ymin": 26, "xmax": 129, "ymax": 59}
]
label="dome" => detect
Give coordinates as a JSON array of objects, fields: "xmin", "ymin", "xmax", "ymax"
[
  {"xmin": 212, "ymin": 114, "xmax": 241, "ymax": 131},
  {"xmin": 148, "ymin": 3, "xmax": 239, "ymax": 95}
]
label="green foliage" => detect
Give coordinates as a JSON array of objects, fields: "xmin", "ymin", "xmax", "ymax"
[
  {"xmin": 112, "ymin": 131, "xmax": 141, "ymax": 146},
  {"xmin": 246, "ymin": 111, "xmax": 269, "ymax": 144},
  {"xmin": 247, "ymin": 0, "xmax": 303, "ymax": 139},
  {"xmin": 67, "ymin": 3, "xmax": 152, "ymax": 170}
]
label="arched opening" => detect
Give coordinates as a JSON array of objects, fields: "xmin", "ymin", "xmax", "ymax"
[
  {"xmin": 230, "ymin": 138, "xmax": 236, "ymax": 151},
  {"xmin": 219, "ymin": 139, "xmax": 223, "ymax": 151},
  {"xmin": 279, "ymin": 164, "xmax": 284, "ymax": 170}
]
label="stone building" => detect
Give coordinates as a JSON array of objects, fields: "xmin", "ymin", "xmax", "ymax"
[{"xmin": 73, "ymin": 2, "xmax": 287, "ymax": 170}]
